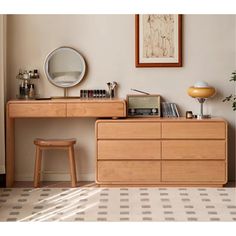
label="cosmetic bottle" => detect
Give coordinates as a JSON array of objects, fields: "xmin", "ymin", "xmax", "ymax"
[
  {"xmin": 19, "ymin": 81, "xmax": 25, "ymax": 97},
  {"xmin": 29, "ymin": 84, "xmax": 35, "ymax": 99},
  {"xmin": 24, "ymin": 80, "xmax": 29, "ymax": 98}
]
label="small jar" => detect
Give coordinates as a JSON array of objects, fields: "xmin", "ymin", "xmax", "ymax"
[{"xmin": 186, "ymin": 111, "xmax": 193, "ymax": 119}]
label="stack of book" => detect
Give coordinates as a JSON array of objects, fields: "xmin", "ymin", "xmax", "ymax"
[{"xmin": 161, "ymin": 102, "xmax": 180, "ymax": 117}]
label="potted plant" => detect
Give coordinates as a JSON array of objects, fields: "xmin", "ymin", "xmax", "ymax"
[{"xmin": 223, "ymin": 71, "xmax": 236, "ymax": 110}]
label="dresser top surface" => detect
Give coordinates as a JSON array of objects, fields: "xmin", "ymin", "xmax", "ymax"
[
  {"xmin": 96, "ymin": 117, "xmax": 227, "ymax": 123},
  {"xmin": 7, "ymin": 98, "xmax": 126, "ymax": 104}
]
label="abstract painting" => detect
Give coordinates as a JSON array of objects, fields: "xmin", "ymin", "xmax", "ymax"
[{"xmin": 135, "ymin": 14, "xmax": 182, "ymax": 67}]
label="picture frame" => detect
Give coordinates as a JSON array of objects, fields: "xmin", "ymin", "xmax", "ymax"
[{"xmin": 135, "ymin": 14, "xmax": 182, "ymax": 67}]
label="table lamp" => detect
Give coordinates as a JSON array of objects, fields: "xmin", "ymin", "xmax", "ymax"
[{"xmin": 187, "ymin": 81, "xmax": 216, "ymax": 119}]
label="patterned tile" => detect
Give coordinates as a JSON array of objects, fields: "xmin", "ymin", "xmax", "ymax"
[
  {"xmin": 165, "ymin": 217, "xmax": 175, "ymax": 221},
  {"xmin": 98, "ymin": 205, "xmax": 107, "ymax": 209},
  {"xmin": 120, "ymin": 211, "xmax": 129, "ymax": 215},
  {"xmin": 184, "ymin": 205, "xmax": 194, "ymax": 209},
  {"xmin": 120, "ymin": 199, "xmax": 129, "ymax": 202},
  {"xmin": 0, "ymin": 187, "xmax": 235, "ymax": 222},
  {"xmin": 187, "ymin": 217, "xmax": 198, "ymax": 221}
]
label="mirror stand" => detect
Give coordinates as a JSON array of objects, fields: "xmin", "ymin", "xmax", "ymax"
[
  {"xmin": 51, "ymin": 88, "xmax": 80, "ymax": 99},
  {"xmin": 64, "ymin": 88, "xmax": 68, "ymax": 97}
]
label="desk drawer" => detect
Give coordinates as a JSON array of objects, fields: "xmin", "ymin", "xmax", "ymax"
[
  {"xmin": 162, "ymin": 140, "xmax": 226, "ymax": 160},
  {"xmin": 162, "ymin": 122, "xmax": 226, "ymax": 139},
  {"xmin": 8, "ymin": 103, "xmax": 66, "ymax": 117},
  {"xmin": 162, "ymin": 161, "xmax": 226, "ymax": 182},
  {"xmin": 67, "ymin": 102, "xmax": 125, "ymax": 117},
  {"xmin": 98, "ymin": 140, "xmax": 161, "ymax": 160},
  {"xmin": 97, "ymin": 161, "xmax": 161, "ymax": 182},
  {"xmin": 97, "ymin": 122, "xmax": 161, "ymax": 139}
]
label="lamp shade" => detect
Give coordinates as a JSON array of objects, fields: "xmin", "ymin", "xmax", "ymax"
[
  {"xmin": 188, "ymin": 81, "xmax": 216, "ymax": 98},
  {"xmin": 188, "ymin": 86, "xmax": 216, "ymax": 98}
]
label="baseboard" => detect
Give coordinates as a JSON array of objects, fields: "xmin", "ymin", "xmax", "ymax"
[
  {"xmin": 0, "ymin": 174, "xmax": 6, "ymax": 187},
  {"xmin": 15, "ymin": 173, "xmax": 94, "ymax": 182},
  {"xmin": 13, "ymin": 173, "xmax": 236, "ymax": 184}
]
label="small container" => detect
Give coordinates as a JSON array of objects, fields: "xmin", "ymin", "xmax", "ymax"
[
  {"xmin": 29, "ymin": 84, "xmax": 35, "ymax": 99},
  {"xmin": 19, "ymin": 81, "xmax": 25, "ymax": 97},
  {"xmin": 33, "ymin": 69, "xmax": 39, "ymax": 79},
  {"xmin": 24, "ymin": 80, "xmax": 29, "ymax": 98},
  {"xmin": 29, "ymin": 70, "xmax": 34, "ymax": 79},
  {"xmin": 23, "ymin": 70, "xmax": 29, "ymax": 80},
  {"xmin": 186, "ymin": 111, "xmax": 193, "ymax": 119}
]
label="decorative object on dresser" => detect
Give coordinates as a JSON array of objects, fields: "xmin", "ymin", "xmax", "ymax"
[
  {"xmin": 135, "ymin": 14, "xmax": 182, "ymax": 67},
  {"xmin": 161, "ymin": 102, "xmax": 180, "ymax": 117},
  {"xmin": 188, "ymin": 81, "xmax": 216, "ymax": 119},
  {"xmin": 95, "ymin": 118, "xmax": 227, "ymax": 187},
  {"xmin": 185, "ymin": 111, "xmax": 193, "ymax": 119},
  {"xmin": 44, "ymin": 46, "xmax": 86, "ymax": 98},
  {"xmin": 127, "ymin": 94, "xmax": 161, "ymax": 117}
]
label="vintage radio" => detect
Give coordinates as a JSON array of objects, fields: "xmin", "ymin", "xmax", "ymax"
[{"xmin": 127, "ymin": 94, "xmax": 161, "ymax": 117}]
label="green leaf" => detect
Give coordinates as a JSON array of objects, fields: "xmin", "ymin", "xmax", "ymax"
[
  {"xmin": 232, "ymin": 101, "xmax": 236, "ymax": 110},
  {"xmin": 222, "ymin": 94, "xmax": 232, "ymax": 102},
  {"xmin": 230, "ymin": 71, "xmax": 236, "ymax": 81}
]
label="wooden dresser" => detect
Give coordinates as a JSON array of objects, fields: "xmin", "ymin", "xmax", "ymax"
[{"xmin": 95, "ymin": 118, "xmax": 227, "ymax": 187}]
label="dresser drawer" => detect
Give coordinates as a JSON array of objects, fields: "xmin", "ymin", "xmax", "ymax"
[
  {"xmin": 97, "ymin": 122, "xmax": 161, "ymax": 139},
  {"xmin": 98, "ymin": 140, "xmax": 161, "ymax": 160},
  {"xmin": 162, "ymin": 161, "xmax": 226, "ymax": 182},
  {"xmin": 67, "ymin": 102, "xmax": 125, "ymax": 117},
  {"xmin": 162, "ymin": 140, "xmax": 226, "ymax": 160},
  {"xmin": 162, "ymin": 122, "xmax": 226, "ymax": 139},
  {"xmin": 97, "ymin": 161, "xmax": 161, "ymax": 182},
  {"xmin": 8, "ymin": 103, "xmax": 66, "ymax": 117}
]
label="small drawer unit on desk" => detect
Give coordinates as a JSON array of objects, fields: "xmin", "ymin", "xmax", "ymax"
[
  {"xmin": 67, "ymin": 99, "xmax": 126, "ymax": 118},
  {"xmin": 8, "ymin": 101, "xmax": 66, "ymax": 118}
]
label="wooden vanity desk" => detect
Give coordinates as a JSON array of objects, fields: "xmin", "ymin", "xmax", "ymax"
[{"xmin": 6, "ymin": 98, "xmax": 126, "ymax": 187}]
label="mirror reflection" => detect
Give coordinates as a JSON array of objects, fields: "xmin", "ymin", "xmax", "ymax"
[{"xmin": 45, "ymin": 47, "xmax": 86, "ymax": 88}]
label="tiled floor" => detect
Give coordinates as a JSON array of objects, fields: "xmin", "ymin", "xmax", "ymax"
[{"xmin": 0, "ymin": 186, "xmax": 236, "ymax": 221}]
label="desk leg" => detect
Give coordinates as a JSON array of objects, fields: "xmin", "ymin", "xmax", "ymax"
[{"xmin": 6, "ymin": 115, "xmax": 14, "ymax": 187}]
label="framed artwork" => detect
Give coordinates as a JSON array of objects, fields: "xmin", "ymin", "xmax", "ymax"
[{"xmin": 135, "ymin": 14, "xmax": 182, "ymax": 67}]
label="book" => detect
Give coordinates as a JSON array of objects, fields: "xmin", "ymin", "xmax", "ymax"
[{"xmin": 161, "ymin": 102, "xmax": 180, "ymax": 117}]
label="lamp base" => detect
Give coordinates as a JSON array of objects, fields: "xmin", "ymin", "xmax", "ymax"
[{"xmin": 197, "ymin": 114, "xmax": 211, "ymax": 119}]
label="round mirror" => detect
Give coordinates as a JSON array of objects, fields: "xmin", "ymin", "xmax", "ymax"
[{"xmin": 44, "ymin": 46, "xmax": 86, "ymax": 89}]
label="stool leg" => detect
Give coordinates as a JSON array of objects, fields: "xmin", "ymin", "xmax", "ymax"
[
  {"xmin": 34, "ymin": 146, "xmax": 42, "ymax": 188},
  {"xmin": 68, "ymin": 146, "xmax": 77, "ymax": 187}
]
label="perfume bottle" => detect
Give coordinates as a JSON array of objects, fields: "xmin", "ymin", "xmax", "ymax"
[{"xmin": 29, "ymin": 84, "xmax": 35, "ymax": 99}]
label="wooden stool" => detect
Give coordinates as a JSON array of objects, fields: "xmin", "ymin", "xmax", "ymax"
[{"xmin": 33, "ymin": 138, "xmax": 77, "ymax": 188}]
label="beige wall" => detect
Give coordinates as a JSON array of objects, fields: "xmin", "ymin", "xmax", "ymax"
[
  {"xmin": 7, "ymin": 15, "xmax": 236, "ymax": 181},
  {"xmin": 0, "ymin": 15, "xmax": 6, "ymax": 174}
]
